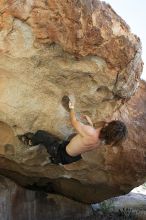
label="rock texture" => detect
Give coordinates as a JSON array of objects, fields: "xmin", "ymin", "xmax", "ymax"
[{"xmin": 0, "ymin": 0, "xmax": 145, "ymax": 203}]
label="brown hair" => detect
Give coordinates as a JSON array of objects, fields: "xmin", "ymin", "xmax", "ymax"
[{"xmin": 99, "ymin": 120, "xmax": 128, "ymax": 146}]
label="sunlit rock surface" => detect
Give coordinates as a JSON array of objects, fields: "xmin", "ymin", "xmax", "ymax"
[{"xmin": 0, "ymin": 0, "xmax": 145, "ymax": 203}]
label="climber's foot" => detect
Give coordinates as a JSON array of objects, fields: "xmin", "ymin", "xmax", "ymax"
[
  {"xmin": 18, "ymin": 132, "xmax": 34, "ymax": 146},
  {"xmin": 28, "ymin": 139, "xmax": 33, "ymax": 146}
]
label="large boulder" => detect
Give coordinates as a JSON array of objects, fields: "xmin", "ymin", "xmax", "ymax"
[{"xmin": 0, "ymin": 0, "xmax": 145, "ymax": 203}]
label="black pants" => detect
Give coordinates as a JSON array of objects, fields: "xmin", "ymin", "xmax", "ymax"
[{"xmin": 30, "ymin": 130, "xmax": 82, "ymax": 165}]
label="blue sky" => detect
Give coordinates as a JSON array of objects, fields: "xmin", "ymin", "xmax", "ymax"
[{"xmin": 105, "ymin": 0, "xmax": 146, "ymax": 80}]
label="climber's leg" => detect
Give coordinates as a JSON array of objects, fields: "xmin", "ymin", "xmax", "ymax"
[
  {"xmin": 31, "ymin": 130, "xmax": 61, "ymax": 146},
  {"xmin": 18, "ymin": 130, "xmax": 62, "ymax": 158},
  {"xmin": 18, "ymin": 130, "xmax": 61, "ymax": 146}
]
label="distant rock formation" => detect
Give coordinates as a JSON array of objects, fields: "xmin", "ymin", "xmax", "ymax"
[{"xmin": 0, "ymin": 0, "xmax": 145, "ymax": 203}]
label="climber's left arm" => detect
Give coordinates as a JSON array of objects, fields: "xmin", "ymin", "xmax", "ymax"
[
  {"xmin": 82, "ymin": 115, "xmax": 94, "ymax": 127},
  {"xmin": 69, "ymin": 101, "xmax": 95, "ymax": 137}
]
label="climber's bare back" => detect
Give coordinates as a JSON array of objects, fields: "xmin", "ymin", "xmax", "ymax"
[
  {"xmin": 65, "ymin": 98, "xmax": 103, "ymax": 157},
  {"xmin": 66, "ymin": 124, "xmax": 101, "ymax": 157}
]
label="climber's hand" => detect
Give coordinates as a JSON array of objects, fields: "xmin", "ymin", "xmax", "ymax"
[
  {"xmin": 68, "ymin": 95, "xmax": 75, "ymax": 110},
  {"xmin": 69, "ymin": 101, "xmax": 74, "ymax": 110},
  {"xmin": 82, "ymin": 115, "xmax": 93, "ymax": 127}
]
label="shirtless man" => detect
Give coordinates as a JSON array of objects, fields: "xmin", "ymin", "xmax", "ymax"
[{"xmin": 19, "ymin": 100, "xmax": 128, "ymax": 165}]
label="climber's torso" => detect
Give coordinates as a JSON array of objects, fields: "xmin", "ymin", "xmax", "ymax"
[{"xmin": 66, "ymin": 126, "xmax": 101, "ymax": 157}]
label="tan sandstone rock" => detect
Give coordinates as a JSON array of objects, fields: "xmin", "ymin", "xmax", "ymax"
[{"xmin": 0, "ymin": 0, "xmax": 145, "ymax": 203}]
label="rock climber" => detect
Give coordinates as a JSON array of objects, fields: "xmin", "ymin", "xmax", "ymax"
[{"xmin": 18, "ymin": 98, "xmax": 128, "ymax": 165}]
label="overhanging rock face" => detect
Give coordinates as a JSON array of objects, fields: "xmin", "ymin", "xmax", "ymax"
[{"xmin": 0, "ymin": 0, "xmax": 145, "ymax": 203}]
